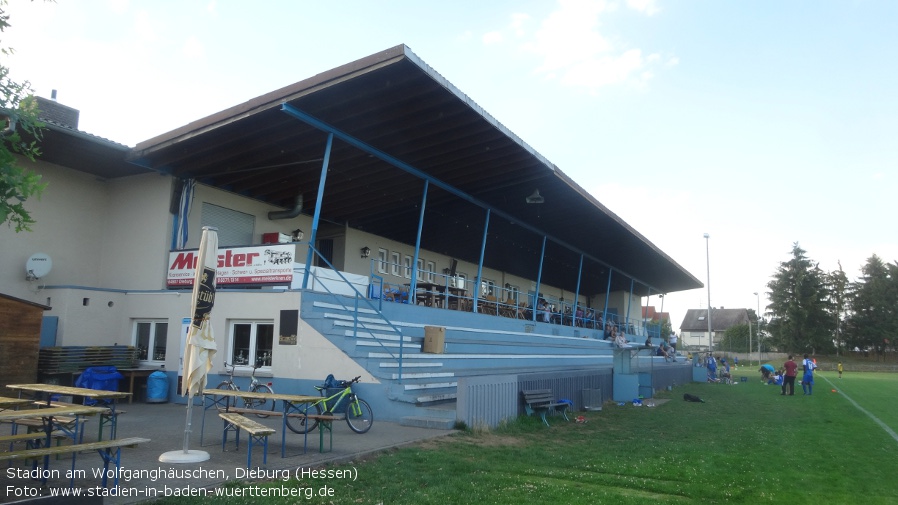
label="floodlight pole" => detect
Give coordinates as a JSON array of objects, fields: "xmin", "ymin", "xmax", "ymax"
[
  {"xmin": 704, "ymin": 233, "xmax": 712, "ymax": 355},
  {"xmin": 754, "ymin": 292, "xmax": 761, "ymax": 364}
]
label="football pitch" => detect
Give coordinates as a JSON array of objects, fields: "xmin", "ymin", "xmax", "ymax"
[{"xmin": 152, "ymin": 368, "xmax": 898, "ymax": 505}]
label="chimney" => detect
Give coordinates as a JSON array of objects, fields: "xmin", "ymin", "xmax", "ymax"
[{"xmin": 35, "ymin": 94, "xmax": 79, "ymax": 129}]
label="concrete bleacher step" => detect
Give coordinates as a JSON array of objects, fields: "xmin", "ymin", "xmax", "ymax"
[{"xmin": 400, "ymin": 416, "xmax": 456, "ymax": 430}]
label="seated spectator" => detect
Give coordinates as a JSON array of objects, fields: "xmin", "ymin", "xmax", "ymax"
[
  {"xmin": 536, "ymin": 295, "xmax": 551, "ymax": 323},
  {"xmin": 575, "ymin": 307, "xmax": 584, "ymax": 327},
  {"xmin": 613, "ymin": 327, "xmax": 629, "ymax": 348},
  {"xmin": 645, "ymin": 337, "xmax": 653, "ymax": 348}
]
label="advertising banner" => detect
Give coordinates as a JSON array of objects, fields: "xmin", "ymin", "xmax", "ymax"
[{"xmin": 167, "ymin": 243, "xmax": 295, "ymax": 287}]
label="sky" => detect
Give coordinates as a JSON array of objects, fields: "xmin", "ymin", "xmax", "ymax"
[{"xmin": 4, "ymin": 0, "xmax": 897, "ymax": 330}]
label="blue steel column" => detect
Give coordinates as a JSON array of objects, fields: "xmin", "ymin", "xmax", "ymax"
[
  {"xmin": 532, "ymin": 236, "xmax": 547, "ymax": 322},
  {"xmin": 625, "ymin": 279, "xmax": 634, "ymax": 335},
  {"xmin": 410, "ymin": 180, "xmax": 429, "ymax": 305},
  {"xmin": 602, "ymin": 269, "xmax": 612, "ymax": 330},
  {"xmin": 472, "ymin": 209, "xmax": 491, "ymax": 313},
  {"xmin": 573, "ymin": 254, "xmax": 584, "ymax": 325},
  {"xmin": 301, "ymin": 133, "xmax": 334, "ymax": 290}
]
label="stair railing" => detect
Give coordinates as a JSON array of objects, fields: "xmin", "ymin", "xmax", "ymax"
[{"xmin": 300, "ymin": 244, "xmax": 405, "ymax": 382}]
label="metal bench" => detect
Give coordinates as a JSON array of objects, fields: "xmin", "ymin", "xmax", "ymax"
[{"xmin": 521, "ymin": 389, "xmax": 571, "ymax": 427}]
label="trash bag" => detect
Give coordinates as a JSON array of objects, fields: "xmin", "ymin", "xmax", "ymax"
[
  {"xmin": 146, "ymin": 371, "xmax": 169, "ymax": 403},
  {"xmin": 75, "ymin": 366, "xmax": 124, "ymax": 405}
]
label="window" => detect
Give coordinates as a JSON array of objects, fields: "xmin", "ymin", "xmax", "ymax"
[
  {"xmin": 403, "ymin": 255, "xmax": 412, "ymax": 279},
  {"xmin": 480, "ymin": 278, "xmax": 495, "ymax": 297},
  {"xmin": 416, "ymin": 258, "xmax": 425, "ymax": 281},
  {"xmin": 377, "ymin": 248, "xmax": 388, "ymax": 274},
  {"xmin": 390, "ymin": 252, "xmax": 401, "ymax": 276},
  {"xmin": 229, "ymin": 321, "xmax": 274, "ymax": 368},
  {"xmin": 425, "ymin": 261, "xmax": 435, "ymax": 283},
  {"xmin": 134, "ymin": 320, "xmax": 168, "ymax": 363},
  {"xmin": 507, "ymin": 285, "xmax": 520, "ymax": 303},
  {"xmin": 453, "ymin": 273, "xmax": 467, "ymax": 290}
]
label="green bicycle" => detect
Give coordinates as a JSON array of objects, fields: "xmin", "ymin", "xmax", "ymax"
[{"xmin": 285, "ymin": 375, "xmax": 374, "ymax": 434}]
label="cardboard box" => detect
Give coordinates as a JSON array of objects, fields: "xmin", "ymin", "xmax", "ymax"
[{"xmin": 422, "ymin": 326, "xmax": 445, "ymax": 354}]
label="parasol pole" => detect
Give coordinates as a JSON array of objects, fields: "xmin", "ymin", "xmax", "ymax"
[{"xmin": 160, "ymin": 226, "xmax": 218, "ymax": 464}]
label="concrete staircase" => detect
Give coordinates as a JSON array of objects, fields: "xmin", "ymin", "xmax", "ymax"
[{"xmin": 300, "ymin": 292, "xmax": 617, "ymax": 429}]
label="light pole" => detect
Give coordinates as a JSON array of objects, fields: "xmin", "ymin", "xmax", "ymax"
[
  {"xmin": 748, "ymin": 312, "xmax": 753, "ymax": 367},
  {"xmin": 754, "ymin": 292, "xmax": 761, "ymax": 363},
  {"xmin": 704, "ymin": 233, "xmax": 712, "ymax": 354}
]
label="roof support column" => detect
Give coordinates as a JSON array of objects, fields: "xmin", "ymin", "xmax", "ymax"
[
  {"xmin": 603, "ymin": 269, "xmax": 612, "ymax": 331},
  {"xmin": 301, "ymin": 132, "xmax": 334, "ymax": 290},
  {"xmin": 532, "ymin": 236, "xmax": 547, "ymax": 322},
  {"xmin": 626, "ymin": 279, "xmax": 634, "ymax": 333},
  {"xmin": 573, "ymin": 254, "xmax": 584, "ymax": 326},
  {"xmin": 410, "ymin": 180, "xmax": 429, "ymax": 304},
  {"xmin": 644, "ymin": 286, "xmax": 651, "ymax": 337},
  {"xmin": 472, "ymin": 209, "xmax": 490, "ymax": 313}
]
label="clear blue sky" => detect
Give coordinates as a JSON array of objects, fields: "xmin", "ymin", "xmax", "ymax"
[{"xmin": 6, "ymin": 0, "xmax": 897, "ymax": 331}]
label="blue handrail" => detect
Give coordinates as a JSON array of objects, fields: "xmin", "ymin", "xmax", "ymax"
[{"xmin": 302, "ymin": 245, "xmax": 405, "ymax": 383}]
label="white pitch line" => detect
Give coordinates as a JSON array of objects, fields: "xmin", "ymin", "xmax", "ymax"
[{"xmin": 820, "ymin": 373, "xmax": 898, "ymax": 445}]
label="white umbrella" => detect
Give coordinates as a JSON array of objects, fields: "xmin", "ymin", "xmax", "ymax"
[{"xmin": 160, "ymin": 226, "xmax": 218, "ymax": 463}]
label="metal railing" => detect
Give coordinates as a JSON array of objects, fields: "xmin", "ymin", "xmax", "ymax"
[{"xmin": 301, "ymin": 245, "xmax": 406, "ymax": 382}]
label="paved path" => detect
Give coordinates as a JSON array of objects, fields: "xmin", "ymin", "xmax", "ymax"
[{"xmin": 2, "ymin": 400, "xmax": 454, "ymax": 504}]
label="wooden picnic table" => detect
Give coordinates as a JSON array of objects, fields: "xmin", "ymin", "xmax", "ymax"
[
  {"xmin": 201, "ymin": 388, "xmax": 322, "ymax": 457},
  {"xmin": 6, "ymin": 383, "xmax": 131, "ymax": 441},
  {"xmin": 0, "ymin": 396, "xmax": 33, "ymax": 410},
  {"xmin": 0, "ymin": 404, "xmax": 110, "ymax": 474}
]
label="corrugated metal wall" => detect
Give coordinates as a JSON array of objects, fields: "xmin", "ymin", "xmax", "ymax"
[
  {"xmin": 456, "ymin": 374, "xmax": 519, "ymax": 429},
  {"xmin": 456, "ymin": 369, "xmax": 615, "ymax": 428}
]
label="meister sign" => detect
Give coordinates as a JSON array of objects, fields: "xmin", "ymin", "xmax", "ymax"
[{"xmin": 167, "ymin": 244, "xmax": 295, "ymax": 288}]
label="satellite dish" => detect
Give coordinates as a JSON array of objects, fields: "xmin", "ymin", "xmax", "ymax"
[{"xmin": 26, "ymin": 253, "xmax": 52, "ymax": 280}]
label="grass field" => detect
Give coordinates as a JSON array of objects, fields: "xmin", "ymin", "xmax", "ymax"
[{"xmin": 153, "ymin": 369, "xmax": 898, "ymax": 505}]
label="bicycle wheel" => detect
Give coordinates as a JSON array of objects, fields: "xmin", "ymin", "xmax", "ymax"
[
  {"xmin": 285, "ymin": 401, "xmax": 321, "ymax": 434},
  {"xmin": 345, "ymin": 397, "xmax": 373, "ymax": 434},
  {"xmin": 248, "ymin": 384, "xmax": 275, "ymax": 418},
  {"xmin": 214, "ymin": 382, "xmax": 237, "ymax": 408}
]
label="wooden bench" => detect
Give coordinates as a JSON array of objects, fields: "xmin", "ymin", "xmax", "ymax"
[
  {"xmin": 1, "ymin": 430, "xmax": 68, "ymax": 451},
  {"xmin": 41, "ymin": 401, "xmax": 125, "ymax": 441},
  {"xmin": 8, "ymin": 416, "xmax": 91, "ymax": 453},
  {"xmin": 521, "ymin": 389, "xmax": 571, "ymax": 427},
  {"xmin": 0, "ymin": 437, "xmax": 149, "ymax": 488},
  {"xmin": 219, "ymin": 413, "xmax": 276, "ymax": 467},
  {"xmin": 300, "ymin": 414, "xmax": 340, "ymax": 453}
]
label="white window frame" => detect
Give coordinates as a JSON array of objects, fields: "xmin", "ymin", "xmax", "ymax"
[
  {"xmin": 133, "ymin": 319, "xmax": 169, "ymax": 364},
  {"xmin": 228, "ymin": 320, "xmax": 274, "ymax": 369},
  {"xmin": 390, "ymin": 251, "xmax": 401, "ymax": 276},
  {"xmin": 377, "ymin": 248, "xmax": 388, "ymax": 274},
  {"xmin": 481, "ymin": 278, "xmax": 495, "ymax": 297},
  {"xmin": 416, "ymin": 258, "xmax": 425, "ymax": 281},
  {"xmin": 507, "ymin": 284, "xmax": 520, "ymax": 303},
  {"xmin": 425, "ymin": 261, "xmax": 435, "ymax": 283},
  {"xmin": 403, "ymin": 255, "xmax": 412, "ymax": 279}
]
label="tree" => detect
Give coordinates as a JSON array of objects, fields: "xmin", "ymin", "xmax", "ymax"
[
  {"xmin": 844, "ymin": 255, "xmax": 898, "ymax": 358},
  {"xmin": 825, "ymin": 261, "xmax": 850, "ymax": 355},
  {"xmin": 0, "ymin": 0, "xmax": 46, "ymax": 232},
  {"xmin": 766, "ymin": 243, "xmax": 835, "ymax": 354},
  {"xmin": 720, "ymin": 323, "xmax": 749, "ymax": 356}
]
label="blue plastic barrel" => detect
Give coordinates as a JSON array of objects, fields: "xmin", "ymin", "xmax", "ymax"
[{"xmin": 146, "ymin": 371, "xmax": 170, "ymax": 403}]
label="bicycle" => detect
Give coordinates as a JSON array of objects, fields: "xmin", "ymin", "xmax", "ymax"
[
  {"xmin": 215, "ymin": 362, "xmax": 275, "ymax": 418},
  {"xmin": 285, "ymin": 375, "xmax": 373, "ymax": 434}
]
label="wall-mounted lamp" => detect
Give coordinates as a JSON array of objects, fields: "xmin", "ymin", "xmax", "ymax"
[
  {"xmin": 291, "ymin": 229, "xmax": 304, "ymax": 241},
  {"xmin": 526, "ymin": 189, "xmax": 544, "ymax": 204},
  {"xmin": 360, "ymin": 246, "xmax": 371, "ymax": 258}
]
